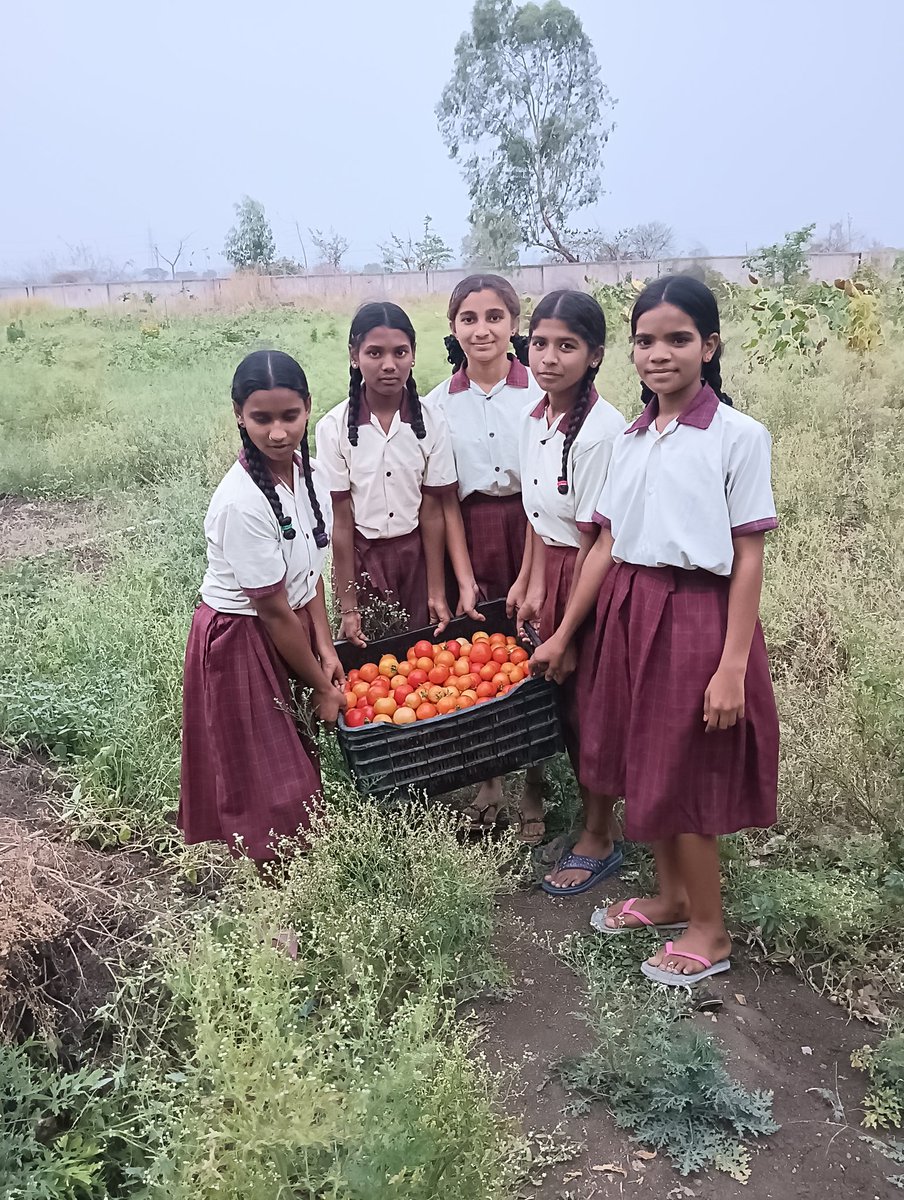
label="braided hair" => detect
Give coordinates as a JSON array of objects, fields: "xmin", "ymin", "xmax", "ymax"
[
  {"xmin": 528, "ymin": 290, "xmax": 606, "ymax": 495},
  {"xmin": 445, "ymin": 273, "xmax": 529, "ymax": 375},
  {"xmin": 232, "ymin": 349, "xmax": 329, "ymax": 548},
  {"xmin": 630, "ymin": 275, "xmax": 734, "ymax": 409},
  {"xmin": 347, "ymin": 302, "xmax": 426, "ymax": 445}
]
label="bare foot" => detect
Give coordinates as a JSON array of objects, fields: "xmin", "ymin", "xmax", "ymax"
[
  {"xmin": 544, "ymin": 830, "xmax": 617, "ymax": 890},
  {"xmin": 646, "ymin": 925, "xmax": 732, "ymax": 976},
  {"xmin": 604, "ymin": 895, "xmax": 689, "ymax": 930},
  {"xmin": 464, "ymin": 777, "xmax": 504, "ymax": 829}
]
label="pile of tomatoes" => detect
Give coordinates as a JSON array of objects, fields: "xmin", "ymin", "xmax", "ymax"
[{"xmin": 342, "ymin": 631, "xmax": 531, "ymax": 728}]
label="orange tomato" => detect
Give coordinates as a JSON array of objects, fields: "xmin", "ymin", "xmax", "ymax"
[
  {"xmin": 476, "ymin": 681, "xmax": 497, "ymax": 699},
  {"xmin": 509, "ymin": 666, "xmax": 525, "ymax": 683},
  {"xmin": 457, "ymin": 694, "xmax": 476, "ymax": 709},
  {"xmin": 505, "ymin": 636, "xmax": 516, "ymax": 646},
  {"xmin": 461, "ymin": 689, "xmax": 478, "ymax": 702},
  {"xmin": 347, "ymin": 669, "xmax": 360, "ymax": 685},
  {"xmin": 428, "ymin": 665, "xmax": 450, "ymax": 685},
  {"xmin": 500, "ymin": 661, "xmax": 516, "ymax": 676},
  {"xmin": 489, "ymin": 633, "xmax": 506, "ymax": 647},
  {"xmin": 444, "ymin": 677, "xmax": 461, "ymax": 692},
  {"xmin": 445, "ymin": 640, "xmax": 462, "ymax": 656},
  {"xmin": 416, "ymin": 656, "xmax": 434, "ymax": 673},
  {"xmin": 457, "ymin": 639, "xmax": 472, "ymax": 655},
  {"xmin": 397, "ymin": 661, "xmax": 412, "ymax": 677},
  {"xmin": 408, "ymin": 669, "xmax": 428, "ymax": 688},
  {"xmin": 509, "ymin": 647, "xmax": 528, "ymax": 665},
  {"xmin": 459, "ymin": 674, "xmax": 478, "ymax": 691},
  {"xmin": 470, "ymin": 643, "xmax": 492, "ymax": 666},
  {"xmin": 491, "ymin": 672, "xmax": 508, "ymax": 689},
  {"xmin": 393, "ymin": 706, "xmax": 417, "ymax": 725},
  {"xmin": 453, "ymin": 657, "xmax": 470, "ymax": 676},
  {"xmin": 413, "ymin": 640, "xmax": 434, "ymax": 660},
  {"xmin": 352, "ymin": 681, "xmax": 370, "ymax": 698},
  {"xmin": 366, "ymin": 684, "xmax": 389, "ymax": 705},
  {"xmin": 471, "ymin": 631, "xmax": 489, "ymax": 643},
  {"xmin": 478, "ymin": 663, "xmax": 497, "ymax": 682},
  {"xmin": 434, "ymin": 650, "xmax": 456, "ymax": 668},
  {"xmin": 492, "ymin": 646, "xmax": 509, "ymax": 664},
  {"xmin": 358, "ymin": 662, "xmax": 379, "ymax": 683},
  {"xmin": 373, "ymin": 714, "xmax": 393, "ymax": 724},
  {"xmin": 373, "ymin": 697, "xmax": 397, "ymax": 717},
  {"xmin": 406, "ymin": 648, "xmax": 418, "ymax": 664},
  {"xmin": 403, "ymin": 693, "xmax": 419, "ymax": 709},
  {"xmin": 379, "ymin": 661, "xmax": 398, "ymax": 679},
  {"xmin": 415, "ymin": 702, "xmax": 438, "ymax": 720},
  {"xmin": 498, "ymin": 684, "xmax": 510, "ymax": 695},
  {"xmin": 344, "ymin": 692, "xmax": 356, "ymax": 710},
  {"xmin": 426, "ymin": 685, "xmax": 447, "ymax": 704},
  {"xmin": 436, "ymin": 695, "xmax": 458, "ymax": 714},
  {"xmin": 390, "ymin": 674, "xmax": 407, "ymax": 690}
]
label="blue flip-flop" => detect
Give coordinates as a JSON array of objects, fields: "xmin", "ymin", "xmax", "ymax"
[{"xmin": 540, "ymin": 847, "xmax": 624, "ymax": 896}]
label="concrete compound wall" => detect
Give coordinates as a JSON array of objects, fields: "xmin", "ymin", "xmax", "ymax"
[{"xmin": 0, "ymin": 251, "xmax": 896, "ymax": 311}]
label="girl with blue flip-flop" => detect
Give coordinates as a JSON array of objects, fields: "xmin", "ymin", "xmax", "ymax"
[
  {"xmin": 531, "ymin": 277, "xmax": 780, "ymax": 984},
  {"xmin": 512, "ymin": 290, "xmax": 626, "ymax": 896}
]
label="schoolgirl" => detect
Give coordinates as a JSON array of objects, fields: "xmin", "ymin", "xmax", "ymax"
[
  {"xmin": 512, "ymin": 290, "xmax": 626, "ymax": 873},
  {"xmin": 424, "ymin": 274, "xmax": 543, "ymax": 609},
  {"xmin": 179, "ymin": 350, "xmax": 343, "ymax": 865},
  {"xmin": 533, "ymin": 276, "xmax": 779, "ymax": 984},
  {"xmin": 315, "ymin": 302, "xmax": 464, "ymax": 644}
]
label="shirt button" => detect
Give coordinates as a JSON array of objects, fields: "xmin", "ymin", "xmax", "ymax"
[
  {"xmin": 489, "ymin": 432, "xmax": 495, "ymax": 438},
  {"xmin": 386, "ymin": 470, "xmax": 392, "ymax": 477},
  {"xmin": 533, "ymin": 511, "xmax": 539, "ymax": 518},
  {"xmin": 494, "ymin": 466, "xmax": 500, "ymax": 472},
  {"xmin": 648, "ymin": 487, "xmax": 655, "ymax": 495},
  {"xmin": 533, "ymin": 479, "xmax": 538, "ymax": 485},
  {"xmin": 309, "ymin": 570, "xmax": 314, "ymax": 577},
  {"xmin": 389, "ymin": 511, "xmax": 394, "ymax": 518}
]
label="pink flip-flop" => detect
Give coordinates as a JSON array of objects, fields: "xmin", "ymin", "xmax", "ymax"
[
  {"xmin": 640, "ymin": 940, "xmax": 730, "ymax": 986},
  {"xmin": 590, "ymin": 897, "xmax": 689, "ymax": 936}
]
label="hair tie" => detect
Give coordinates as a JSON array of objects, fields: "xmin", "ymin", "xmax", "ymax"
[
  {"xmin": 279, "ymin": 517, "xmax": 296, "ymax": 541},
  {"xmin": 556, "ymin": 477, "xmax": 569, "ymax": 495},
  {"xmin": 314, "ymin": 531, "xmax": 329, "ymax": 549}
]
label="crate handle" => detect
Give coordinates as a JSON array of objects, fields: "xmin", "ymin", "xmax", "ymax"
[{"xmin": 520, "ymin": 620, "xmax": 542, "ymax": 650}]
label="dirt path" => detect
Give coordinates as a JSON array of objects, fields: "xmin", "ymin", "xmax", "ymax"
[
  {"xmin": 0, "ymin": 497, "xmax": 102, "ymax": 565},
  {"xmin": 473, "ymin": 884, "xmax": 893, "ymax": 1199}
]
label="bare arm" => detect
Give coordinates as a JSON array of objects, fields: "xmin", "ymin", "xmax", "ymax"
[
  {"xmin": 703, "ymin": 533, "xmax": 764, "ymax": 733},
  {"xmin": 331, "ymin": 496, "xmax": 365, "ymax": 647},
  {"xmin": 506, "ymin": 520, "xmax": 534, "ymax": 617},
  {"xmin": 530, "ymin": 526, "xmax": 615, "ymax": 681},
  {"xmin": 517, "ymin": 530, "xmax": 547, "ymax": 635},
  {"xmin": 255, "ymin": 589, "xmax": 341, "ymax": 723},
  {"xmin": 441, "ymin": 491, "xmax": 481, "ymax": 619},
  {"xmin": 419, "ymin": 492, "xmax": 453, "ymax": 633},
  {"xmin": 308, "ymin": 578, "xmax": 345, "ymax": 690}
]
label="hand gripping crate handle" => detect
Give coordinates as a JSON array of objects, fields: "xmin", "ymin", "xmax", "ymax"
[{"xmin": 520, "ymin": 620, "xmax": 542, "ymax": 650}]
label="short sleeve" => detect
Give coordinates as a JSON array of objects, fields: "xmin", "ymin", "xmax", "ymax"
[
  {"xmin": 314, "ymin": 411, "xmax": 351, "ymax": 498},
  {"xmin": 726, "ymin": 423, "xmax": 778, "ymax": 536},
  {"xmin": 220, "ymin": 503, "xmax": 287, "ymax": 596},
  {"xmin": 572, "ymin": 436, "xmax": 614, "ymax": 533},
  {"xmin": 592, "ymin": 471, "xmax": 613, "ymax": 530},
  {"xmin": 421, "ymin": 406, "xmax": 459, "ymax": 493}
]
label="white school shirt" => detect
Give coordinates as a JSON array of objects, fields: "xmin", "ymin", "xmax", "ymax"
[
  {"xmin": 593, "ymin": 384, "xmax": 778, "ymax": 576},
  {"xmin": 519, "ymin": 389, "xmax": 627, "ymax": 550},
  {"xmin": 314, "ymin": 389, "xmax": 458, "ymax": 540},
  {"xmin": 200, "ymin": 453, "xmax": 333, "ymax": 615},
  {"xmin": 423, "ymin": 356, "xmax": 544, "ymax": 500}
]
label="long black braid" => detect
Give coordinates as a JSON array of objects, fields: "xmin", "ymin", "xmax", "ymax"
[
  {"xmin": 347, "ymin": 301, "xmax": 426, "ymax": 443},
  {"xmin": 347, "ymin": 362, "xmax": 364, "ymax": 446},
  {"xmin": 631, "ymin": 275, "xmax": 734, "ymax": 410},
  {"xmin": 232, "ymin": 349, "xmax": 328, "ymax": 547},
  {"xmin": 557, "ymin": 366, "xmax": 598, "ymax": 495}
]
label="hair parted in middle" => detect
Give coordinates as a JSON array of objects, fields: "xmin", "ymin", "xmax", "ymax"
[{"xmin": 346, "ymin": 301, "xmax": 426, "ymax": 446}]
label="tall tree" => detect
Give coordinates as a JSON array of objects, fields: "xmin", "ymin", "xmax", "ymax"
[
  {"xmin": 223, "ymin": 196, "xmax": 276, "ymax": 272},
  {"xmin": 461, "ymin": 207, "xmax": 520, "ymax": 270},
  {"xmin": 437, "ymin": 0, "xmax": 614, "ymax": 263},
  {"xmin": 309, "ymin": 227, "xmax": 350, "ymax": 271},
  {"xmin": 380, "ymin": 216, "xmax": 453, "ymax": 273},
  {"xmin": 631, "ymin": 221, "xmax": 675, "ymax": 260}
]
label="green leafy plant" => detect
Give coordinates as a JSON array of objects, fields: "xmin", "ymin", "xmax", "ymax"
[
  {"xmin": 852, "ymin": 1033, "xmax": 904, "ymax": 1129},
  {"xmin": 744, "ymin": 223, "xmax": 816, "ymax": 285}
]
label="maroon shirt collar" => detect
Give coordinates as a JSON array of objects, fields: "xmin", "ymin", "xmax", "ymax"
[
  {"xmin": 625, "ymin": 383, "xmax": 720, "ymax": 435},
  {"xmin": 448, "ymin": 354, "xmax": 530, "ymax": 395},
  {"xmin": 529, "ymin": 386, "xmax": 600, "ymax": 429},
  {"xmin": 356, "ymin": 386, "xmax": 413, "ymax": 426}
]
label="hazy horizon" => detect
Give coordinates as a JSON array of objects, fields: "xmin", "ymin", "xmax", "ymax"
[{"xmin": 3, "ymin": 0, "xmax": 902, "ymax": 279}]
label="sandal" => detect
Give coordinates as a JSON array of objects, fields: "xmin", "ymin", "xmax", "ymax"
[
  {"xmin": 640, "ymin": 941, "xmax": 730, "ymax": 987},
  {"xmin": 461, "ymin": 803, "xmax": 509, "ymax": 833},
  {"xmin": 590, "ymin": 897, "xmax": 689, "ymax": 936},
  {"xmin": 540, "ymin": 846, "xmax": 624, "ymax": 896},
  {"xmin": 517, "ymin": 816, "xmax": 546, "ymax": 847}
]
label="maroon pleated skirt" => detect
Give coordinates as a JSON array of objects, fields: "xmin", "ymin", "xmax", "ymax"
[
  {"xmin": 178, "ymin": 602, "xmax": 322, "ymax": 860},
  {"xmin": 460, "ymin": 492, "xmax": 527, "ymax": 601},
  {"xmin": 541, "ymin": 543, "xmax": 581, "ymax": 764},
  {"xmin": 577, "ymin": 563, "xmax": 779, "ymax": 840},
  {"xmin": 351, "ymin": 527, "xmax": 429, "ymax": 629}
]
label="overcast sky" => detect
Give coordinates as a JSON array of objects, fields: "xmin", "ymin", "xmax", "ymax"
[{"xmin": 3, "ymin": 0, "xmax": 902, "ymax": 275}]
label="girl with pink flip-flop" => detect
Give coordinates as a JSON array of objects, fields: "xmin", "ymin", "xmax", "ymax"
[{"xmin": 530, "ymin": 277, "xmax": 780, "ymax": 986}]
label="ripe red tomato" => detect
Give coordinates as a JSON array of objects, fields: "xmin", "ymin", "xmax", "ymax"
[
  {"xmin": 345, "ymin": 708, "xmax": 366, "ymax": 728},
  {"xmin": 478, "ymin": 663, "xmax": 497, "ymax": 682},
  {"xmin": 359, "ymin": 705, "xmax": 375, "ymax": 722},
  {"xmin": 470, "ymin": 643, "xmax": 492, "ymax": 666},
  {"xmin": 408, "ymin": 669, "xmax": 428, "ymax": 688},
  {"xmin": 492, "ymin": 647, "xmax": 509, "ymax": 665},
  {"xmin": 475, "ymin": 681, "xmax": 496, "ymax": 699},
  {"xmin": 428, "ymin": 665, "xmax": 450, "ymax": 685},
  {"xmin": 393, "ymin": 686, "xmax": 411, "ymax": 707},
  {"xmin": 445, "ymin": 640, "xmax": 462, "ymax": 655},
  {"xmin": 358, "ymin": 663, "xmax": 379, "ymax": 683},
  {"xmin": 509, "ymin": 647, "xmax": 528, "ymax": 665},
  {"xmin": 415, "ymin": 702, "xmax": 438, "ymax": 720},
  {"xmin": 413, "ymin": 640, "xmax": 435, "ymax": 660}
]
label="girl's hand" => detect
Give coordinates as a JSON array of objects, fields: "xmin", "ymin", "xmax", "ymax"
[
  {"xmin": 429, "ymin": 594, "xmax": 453, "ymax": 636},
  {"xmin": 516, "ymin": 589, "xmax": 545, "ymax": 638},
  {"xmin": 529, "ymin": 634, "xmax": 575, "ymax": 684},
  {"xmin": 505, "ymin": 579, "xmax": 526, "ymax": 620},
  {"xmin": 340, "ymin": 610, "xmax": 367, "ymax": 648},
  {"xmin": 703, "ymin": 665, "xmax": 745, "ymax": 732},
  {"xmin": 312, "ymin": 684, "xmax": 342, "ymax": 727},
  {"xmin": 455, "ymin": 578, "xmax": 484, "ymax": 622},
  {"xmin": 319, "ymin": 650, "xmax": 346, "ymax": 691}
]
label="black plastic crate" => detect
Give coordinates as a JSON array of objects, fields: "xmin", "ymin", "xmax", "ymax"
[{"xmin": 334, "ymin": 598, "xmax": 564, "ymax": 797}]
